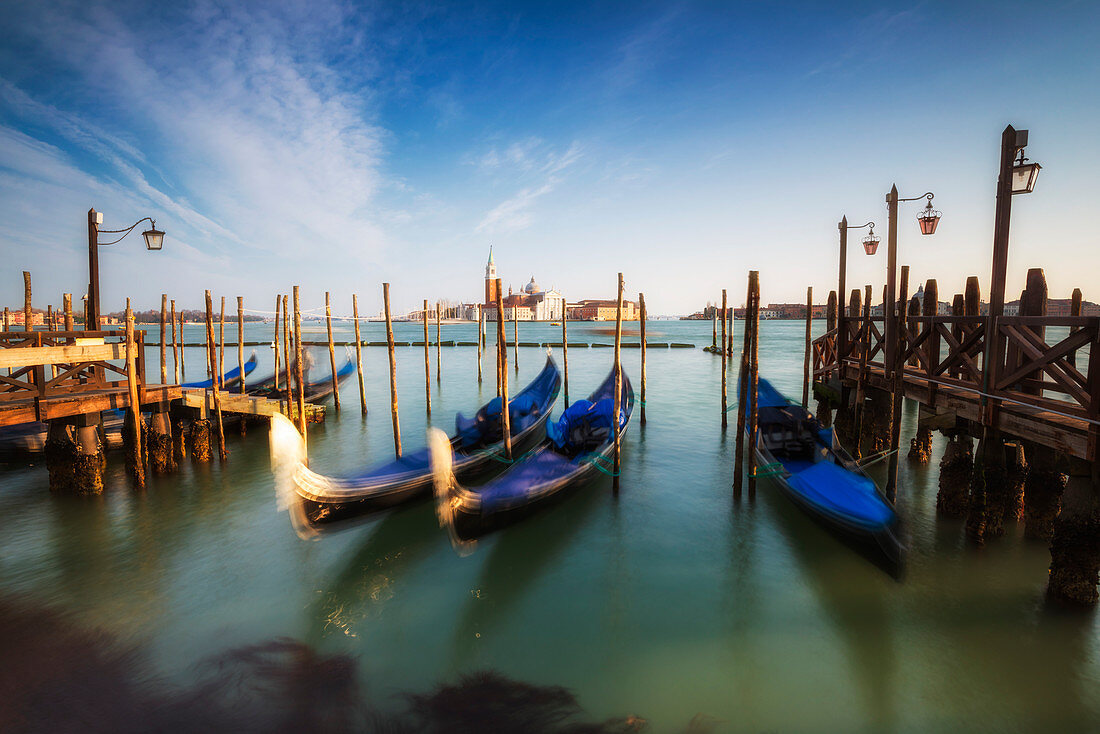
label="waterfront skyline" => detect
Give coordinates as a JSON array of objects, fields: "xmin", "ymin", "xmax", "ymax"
[{"xmin": 1, "ymin": 1, "xmax": 1098, "ymax": 316}]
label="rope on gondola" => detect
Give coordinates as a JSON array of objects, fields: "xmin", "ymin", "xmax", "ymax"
[
  {"xmin": 856, "ymin": 447, "xmax": 899, "ymax": 468},
  {"xmin": 585, "ymin": 453, "xmax": 619, "ymax": 477},
  {"xmin": 751, "ymin": 461, "xmax": 785, "ymax": 478}
]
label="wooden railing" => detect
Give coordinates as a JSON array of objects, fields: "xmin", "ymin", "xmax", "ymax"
[
  {"xmin": 813, "ymin": 314, "xmax": 1098, "ymax": 422},
  {"xmin": 0, "ymin": 330, "xmax": 146, "ymax": 403}
]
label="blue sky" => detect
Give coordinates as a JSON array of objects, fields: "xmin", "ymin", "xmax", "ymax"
[{"xmin": 1, "ymin": 0, "xmax": 1098, "ymax": 316}]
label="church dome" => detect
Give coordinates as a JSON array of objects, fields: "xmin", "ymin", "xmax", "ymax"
[{"xmin": 524, "ymin": 276, "xmax": 540, "ymax": 294}]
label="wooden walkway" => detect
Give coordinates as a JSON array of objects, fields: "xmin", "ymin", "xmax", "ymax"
[{"xmin": 813, "ymin": 313, "xmax": 1098, "ymax": 464}]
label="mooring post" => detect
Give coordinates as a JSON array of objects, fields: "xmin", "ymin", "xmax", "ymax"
[
  {"xmin": 159, "ymin": 294, "xmax": 167, "ymax": 384},
  {"xmin": 273, "ymin": 295, "xmax": 282, "ymax": 393},
  {"xmin": 849, "ymin": 287, "xmax": 867, "ymax": 457},
  {"xmin": 733, "ymin": 276, "xmax": 753, "ymax": 497},
  {"xmin": 124, "ymin": 300, "xmax": 145, "ymax": 487},
  {"xmin": 422, "ymin": 299, "xmax": 432, "ymax": 417},
  {"xmin": 477, "ymin": 304, "xmax": 483, "ymax": 385},
  {"xmin": 909, "ymin": 278, "xmax": 938, "ymax": 463},
  {"xmin": 885, "ymin": 266, "xmax": 909, "ymax": 501},
  {"xmin": 219, "ymin": 296, "xmax": 226, "ymax": 389},
  {"xmin": 613, "ymin": 273, "xmax": 624, "ymax": 494},
  {"xmin": 712, "ymin": 308, "xmax": 717, "ymax": 350},
  {"xmin": 170, "ymin": 299, "xmax": 179, "ymax": 384},
  {"xmin": 47, "ymin": 305, "xmax": 53, "ymax": 333},
  {"xmin": 383, "ymin": 283, "xmax": 401, "ymax": 458},
  {"xmin": 352, "ymin": 294, "xmax": 367, "ymax": 415},
  {"xmin": 237, "ymin": 297, "xmax": 245, "ymax": 396},
  {"xmin": 562, "ymin": 311, "xmax": 569, "ymax": 408},
  {"xmin": 747, "ymin": 271, "xmax": 761, "ymax": 498},
  {"xmin": 282, "ymin": 295, "xmax": 292, "ymax": 414},
  {"xmin": 1069, "ymin": 288, "xmax": 1083, "ymax": 368},
  {"xmin": 23, "ymin": 271, "xmax": 32, "ymax": 332},
  {"xmin": 178, "ymin": 309, "xmax": 186, "ymax": 382},
  {"xmin": 205, "ymin": 291, "xmax": 227, "ymax": 461},
  {"xmin": 639, "ymin": 292, "xmax": 647, "ymax": 426},
  {"xmin": 803, "ymin": 286, "xmax": 812, "ymax": 408},
  {"xmin": 325, "ymin": 291, "xmax": 340, "ymax": 411},
  {"xmin": 436, "ymin": 300, "xmax": 443, "ymax": 384},
  {"xmin": 3, "ymin": 307, "xmax": 8, "ymax": 331},
  {"xmin": 727, "ymin": 301, "xmax": 734, "ymax": 357},
  {"xmin": 63, "ymin": 295, "xmax": 74, "ymax": 347},
  {"xmin": 816, "ymin": 290, "xmax": 837, "ymax": 428},
  {"xmin": 495, "ymin": 279, "xmax": 512, "ymax": 461},
  {"xmin": 720, "ymin": 289, "xmax": 728, "ymax": 428},
  {"xmin": 512, "ymin": 303, "xmax": 519, "ymax": 374},
  {"xmin": 292, "ymin": 286, "xmax": 306, "ymax": 443}
]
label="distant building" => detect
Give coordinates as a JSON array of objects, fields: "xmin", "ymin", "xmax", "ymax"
[
  {"xmin": 568, "ymin": 299, "xmax": 638, "ymax": 321},
  {"xmin": 481, "ymin": 248, "xmax": 566, "ymax": 321}
]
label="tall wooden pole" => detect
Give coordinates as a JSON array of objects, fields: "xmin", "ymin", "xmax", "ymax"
[
  {"xmin": 159, "ymin": 294, "xmax": 167, "ymax": 384},
  {"xmin": 733, "ymin": 276, "xmax": 753, "ymax": 498},
  {"xmin": 63, "ymin": 294, "xmax": 74, "ymax": 333},
  {"xmin": 87, "ymin": 209, "xmax": 101, "ymax": 330},
  {"xmin": 178, "ymin": 310, "xmax": 186, "ymax": 381},
  {"xmin": 838, "ymin": 216, "xmax": 848, "ymax": 360},
  {"xmin": 282, "ymin": 295, "xmax": 292, "ymax": 415},
  {"xmin": 383, "ymin": 283, "xmax": 401, "ymax": 458},
  {"xmin": 219, "ymin": 296, "xmax": 226, "ymax": 389},
  {"xmin": 712, "ymin": 308, "xmax": 717, "ymax": 349},
  {"xmin": 326, "ymin": 291, "xmax": 340, "ymax": 411},
  {"xmin": 125, "ymin": 299, "xmax": 145, "ymax": 487},
  {"xmin": 23, "ymin": 271, "xmax": 32, "ymax": 331},
  {"xmin": 1070, "ymin": 288, "xmax": 1083, "ymax": 368},
  {"xmin": 727, "ymin": 300, "xmax": 734, "ymax": 357},
  {"xmin": 423, "ymin": 299, "xmax": 432, "ymax": 417},
  {"xmin": 170, "ymin": 300, "xmax": 179, "ymax": 384},
  {"xmin": 747, "ymin": 271, "xmax": 761, "ymax": 498},
  {"xmin": 513, "ymin": 303, "xmax": 519, "ymax": 374},
  {"xmin": 803, "ymin": 286, "xmax": 812, "ymax": 408},
  {"xmin": 495, "ymin": 279, "xmax": 512, "ymax": 461},
  {"xmin": 436, "ymin": 300, "xmax": 443, "ymax": 384},
  {"xmin": 720, "ymin": 289, "xmax": 728, "ymax": 428},
  {"xmin": 886, "ymin": 266, "xmax": 909, "ymax": 500},
  {"xmin": 562, "ymin": 311, "xmax": 569, "ymax": 408},
  {"xmin": 353, "ymin": 294, "xmax": 367, "ymax": 415},
  {"xmin": 205, "ymin": 290, "xmax": 227, "ymax": 460},
  {"xmin": 477, "ymin": 304, "xmax": 483, "ymax": 385},
  {"xmin": 612, "ymin": 273, "xmax": 624, "ymax": 494},
  {"xmin": 237, "ymin": 297, "xmax": 245, "ymax": 395},
  {"xmin": 273, "ymin": 295, "xmax": 282, "ymax": 392},
  {"xmin": 293, "ymin": 287, "xmax": 306, "ymax": 441},
  {"xmin": 639, "ymin": 292, "xmax": 647, "ymax": 426}
]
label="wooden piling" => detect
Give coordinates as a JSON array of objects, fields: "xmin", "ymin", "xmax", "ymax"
[
  {"xmin": 383, "ymin": 283, "xmax": 401, "ymax": 458},
  {"xmin": 63, "ymin": 294, "xmax": 74, "ymax": 336},
  {"xmin": 513, "ymin": 303, "xmax": 519, "ymax": 374},
  {"xmin": 1069, "ymin": 288, "xmax": 1083, "ymax": 367},
  {"xmin": 639, "ymin": 292, "xmax": 647, "ymax": 426},
  {"xmin": 728, "ymin": 300, "xmax": 734, "ymax": 357},
  {"xmin": 712, "ymin": 308, "xmax": 717, "ymax": 349},
  {"xmin": 23, "ymin": 271, "xmax": 31, "ymax": 332},
  {"xmin": 851, "ymin": 286, "xmax": 869, "ymax": 458},
  {"xmin": 747, "ymin": 271, "xmax": 760, "ymax": 498},
  {"xmin": 477, "ymin": 304, "xmax": 483, "ymax": 385},
  {"xmin": 352, "ymin": 294, "xmax": 367, "ymax": 415},
  {"xmin": 282, "ymin": 295, "xmax": 292, "ymax": 416},
  {"xmin": 205, "ymin": 290, "xmax": 227, "ymax": 460},
  {"xmin": 325, "ymin": 291, "xmax": 340, "ymax": 411},
  {"xmin": 237, "ymin": 297, "xmax": 245, "ymax": 395},
  {"xmin": 219, "ymin": 296, "xmax": 226, "ymax": 389},
  {"xmin": 124, "ymin": 300, "xmax": 145, "ymax": 487},
  {"xmin": 3, "ymin": 308, "xmax": 8, "ymax": 331},
  {"xmin": 273, "ymin": 295, "xmax": 282, "ymax": 392},
  {"xmin": 733, "ymin": 278, "xmax": 754, "ymax": 497},
  {"xmin": 802, "ymin": 286, "xmax": 812, "ymax": 408},
  {"xmin": 495, "ymin": 279, "xmax": 512, "ymax": 460},
  {"xmin": 47, "ymin": 305, "xmax": 53, "ymax": 332},
  {"xmin": 423, "ymin": 299, "xmax": 432, "ymax": 417},
  {"xmin": 178, "ymin": 310, "xmax": 186, "ymax": 381},
  {"xmin": 613, "ymin": 273, "xmax": 624, "ymax": 494},
  {"xmin": 170, "ymin": 300, "xmax": 179, "ymax": 384},
  {"xmin": 436, "ymin": 300, "xmax": 443, "ymax": 384},
  {"xmin": 562, "ymin": 312, "xmax": 569, "ymax": 407},
  {"xmin": 720, "ymin": 289, "xmax": 728, "ymax": 428},
  {"xmin": 292, "ymin": 287, "xmax": 306, "ymax": 441},
  {"xmin": 885, "ymin": 266, "xmax": 909, "ymax": 501},
  {"xmin": 159, "ymin": 294, "xmax": 167, "ymax": 384}
]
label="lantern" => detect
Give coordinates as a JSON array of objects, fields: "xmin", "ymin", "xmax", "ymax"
[
  {"xmin": 142, "ymin": 223, "xmax": 165, "ymax": 250},
  {"xmin": 1011, "ymin": 159, "xmax": 1041, "ymax": 194},
  {"xmin": 917, "ymin": 200, "xmax": 940, "ymax": 235},
  {"xmin": 862, "ymin": 231, "xmax": 880, "ymax": 256}
]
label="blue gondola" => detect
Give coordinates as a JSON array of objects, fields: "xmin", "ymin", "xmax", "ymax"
[
  {"xmin": 182, "ymin": 351, "xmax": 258, "ymax": 389},
  {"xmin": 271, "ymin": 356, "xmax": 561, "ymax": 526},
  {"xmin": 741, "ymin": 376, "xmax": 904, "ymax": 575},
  {"xmin": 431, "ymin": 364, "xmax": 632, "ymax": 542}
]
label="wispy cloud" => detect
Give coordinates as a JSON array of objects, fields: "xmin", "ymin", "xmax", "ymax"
[{"xmin": 472, "ymin": 140, "xmax": 583, "ymax": 234}]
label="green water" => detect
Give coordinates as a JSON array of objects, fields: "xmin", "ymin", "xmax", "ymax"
[{"xmin": 2, "ymin": 319, "xmax": 1098, "ymax": 732}]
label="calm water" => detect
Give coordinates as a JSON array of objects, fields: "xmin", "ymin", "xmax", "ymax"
[{"xmin": 2, "ymin": 319, "xmax": 1098, "ymax": 732}]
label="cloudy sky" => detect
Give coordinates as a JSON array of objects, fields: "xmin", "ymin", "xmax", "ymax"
[{"xmin": 1, "ymin": 0, "xmax": 1097, "ymax": 316}]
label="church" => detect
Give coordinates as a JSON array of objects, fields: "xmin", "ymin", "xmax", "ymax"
[{"xmin": 482, "ymin": 247, "xmax": 566, "ymax": 321}]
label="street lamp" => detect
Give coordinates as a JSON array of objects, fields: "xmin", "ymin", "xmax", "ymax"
[
  {"xmin": 87, "ymin": 208, "xmax": 165, "ymax": 330},
  {"xmin": 862, "ymin": 227, "xmax": 881, "ymax": 255},
  {"xmin": 836, "ymin": 217, "xmax": 877, "ymax": 363},
  {"xmin": 1010, "ymin": 148, "xmax": 1041, "ymax": 194}
]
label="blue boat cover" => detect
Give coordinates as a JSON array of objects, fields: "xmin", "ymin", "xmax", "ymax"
[
  {"xmin": 786, "ymin": 461, "xmax": 895, "ymax": 529},
  {"xmin": 183, "ymin": 354, "xmax": 257, "ymax": 388},
  {"xmin": 546, "ymin": 398, "xmax": 625, "ymax": 453}
]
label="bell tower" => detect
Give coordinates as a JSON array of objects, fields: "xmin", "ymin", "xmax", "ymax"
[{"xmin": 484, "ymin": 245, "xmax": 498, "ymax": 304}]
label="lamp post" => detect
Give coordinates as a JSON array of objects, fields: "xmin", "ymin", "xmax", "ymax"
[
  {"xmin": 837, "ymin": 217, "xmax": 877, "ymax": 360},
  {"xmin": 981, "ymin": 125, "xmax": 1040, "ymax": 423},
  {"xmin": 882, "ymin": 186, "xmax": 940, "ymax": 499},
  {"xmin": 87, "ymin": 208, "xmax": 165, "ymax": 330}
]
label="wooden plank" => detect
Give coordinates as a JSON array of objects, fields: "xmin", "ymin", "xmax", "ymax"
[
  {"xmin": 180, "ymin": 388, "xmax": 283, "ymax": 416},
  {"xmin": 0, "ymin": 342, "xmax": 125, "ymax": 369}
]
